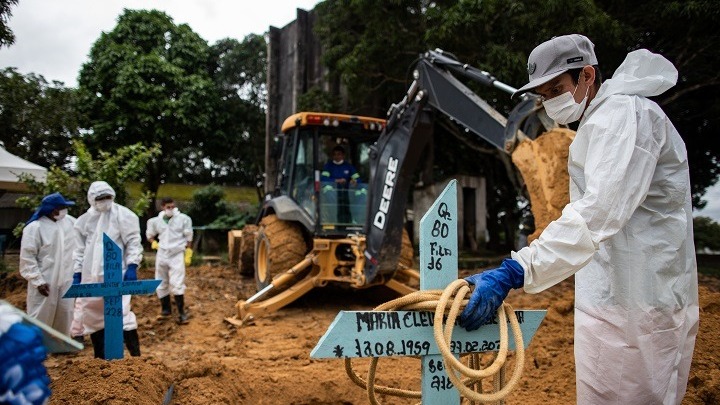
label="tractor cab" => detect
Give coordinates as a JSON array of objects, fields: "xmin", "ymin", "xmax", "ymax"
[{"xmin": 275, "ymin": 112, "xmax": 386, "ymax": 237}]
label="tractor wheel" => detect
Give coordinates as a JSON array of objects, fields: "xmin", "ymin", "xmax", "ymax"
[
  {"xmin": 398, "ymin": 228, "xmax": 414, "ymax": 269},
  {"xmin": 254, "ymin": 214, "xmax": 308, "ymax": 291},
  {"xmin": 237, "ymin": 224, "xmax": 258, "ymax": 276}
]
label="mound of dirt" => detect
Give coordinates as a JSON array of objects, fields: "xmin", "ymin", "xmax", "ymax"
[
  {"xmin": 50, "ymin": 357, "xmax": 172, "ymax": 404},
  {"xmin": 1, "ymin": 253, "xmax": 719, "ymax": 404}
]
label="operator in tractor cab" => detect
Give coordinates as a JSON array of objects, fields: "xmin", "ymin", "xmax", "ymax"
[
  {"xmin": 459, "ymin": 34, "xmax": 698, "ymax": 404},
  {"xmin": 321, "ymin": 145, "xmax": 360, "ymax": 224}
]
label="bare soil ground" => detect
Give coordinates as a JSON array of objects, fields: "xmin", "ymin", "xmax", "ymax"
[{"xmin": 1, "ymin": 252, "xmax": 719, "ymax": 404}]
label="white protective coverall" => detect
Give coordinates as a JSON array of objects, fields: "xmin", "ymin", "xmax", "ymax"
[
  {"xmin": 146, "ymin": 208, "xmax": 193, "ymax": 297},
  {"xmin": 73, "ymin": 182, "xmax": 143, "ymax": 334},
  {"xmin": 512, "ymin": 49, "xmax": 699, "ymax": 404},
  {"xmin": 19, "ymin": 215, "xmax": 77, "ymax": 335}
]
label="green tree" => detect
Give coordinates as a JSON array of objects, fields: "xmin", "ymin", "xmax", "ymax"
[
  {"xmin": 0, "ymin": 68, "xmax": 81, "ymax": 168},
  {"xmin": 206, "ymin": 35, "xmax": 267, "ymax": 185},
  {"xmin": 693, "ymin": 216, "xmax": 720, "ymax": 252},
  {"xmin": 76, "ymin": 9, "xmax": 216, "ymax": 206},
  {"xmin": 185, "ymin": 184, "xmax": 234, "ymax": 226},
  {"xmin": 14, "ymin": 140, "xmax": 160, "ymax": 236},
  {"xmin": 0, "ymin": 0, "xmax": 18, "ymax": 48}
]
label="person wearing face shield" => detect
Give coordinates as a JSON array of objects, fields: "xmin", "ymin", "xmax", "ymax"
[
  {"xmin": 19, "ymin": 192, "xmax": 77, "ymax": 336},
  {"xmin": 459, "ymin": 34, "xmax": 698, "ymax": 403},
  {"xmin": 72, "ymin": 181, "xmax": 144, "ymax": 358},
  {"xmin": 146, "ymin": 197, "xmax": 193, "ymax": 324}
]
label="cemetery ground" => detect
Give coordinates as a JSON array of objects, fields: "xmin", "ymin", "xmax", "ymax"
[{"xmin": 1, "ymin": 252, "xmax": 719, "ymax": 404}]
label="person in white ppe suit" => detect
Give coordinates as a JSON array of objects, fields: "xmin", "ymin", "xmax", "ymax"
[
  {"xmin": 459, "ymin": 34, "xmax": 699, "ymax": 404},
  {"xmin": 19, "ymin": 192, "xmax": 77, "ymax": 336},
  {"xmin": 72, "ymin": 181, "xmax": 144, "ymax": 358},
  {"xmin": 146, "ymin": 197, "xmax": 193, "ymax": 324}
]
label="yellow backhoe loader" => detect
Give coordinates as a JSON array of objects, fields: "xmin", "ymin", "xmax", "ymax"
[{"xmin": 226, "ymin": 49, "xmax": 572, "ymax": 326}]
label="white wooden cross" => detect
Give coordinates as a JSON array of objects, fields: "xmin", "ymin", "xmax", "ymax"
[{"xmin": 311, "ymin": 180, "xmax": 546, "ymax": 403}]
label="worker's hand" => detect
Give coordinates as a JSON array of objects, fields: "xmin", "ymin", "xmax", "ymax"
[
  {"xmin": 459, "ymin": 259, "xmax": 525, "ymax": 331},
  {"xmin": 37, "ymin": 284, "xmax": 50, "ymax": 297},
  {"xmin": 72, "ymin": 272, "xmax": 82, "ymax": 285},
  {"xmin": 350, "ymin": 178, "xmax": 357, "ymax": 187},
  {"xmin": 184, "ymin": 248, "xmax": 193, "ymax": 266},
  {"xmin": 335, "ymin": 178, "xmax": 347, "ymax": 184},
  {"xmin": 150, "ymin": 240, "xmax": 159, "ymax": 250},
  {"xmin": 0, "ymin": 322, "xmax": 51, "ymax": 405},
  {"xmin": 123, "ymin": 264, "xmax": 138, "ymax": 282}
]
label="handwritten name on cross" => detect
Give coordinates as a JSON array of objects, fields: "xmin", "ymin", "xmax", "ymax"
[
  {"xmin": 311, "ymin": 180, "xmax": 546, "ymax": 403},
  {"xmin": 64, "ymin": 233, "xmax": 160, "ymax": 360}
]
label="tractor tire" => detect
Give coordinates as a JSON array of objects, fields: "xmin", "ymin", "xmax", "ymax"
[
  {"xmin": 237, "ymin": 224, "xmax": 258, "ymax": 276},
  {"xmin": 398, "ymin": 228, "xmax": 414, "ymax": 269},
  {"xmin": 254, "ymin": 214, "xmax": 308, "ymax": 291}
]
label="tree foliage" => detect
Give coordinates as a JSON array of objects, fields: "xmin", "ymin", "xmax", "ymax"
[
  {"xmin": 205, "ymin": 35, "xmax": 267, "ymax": 185},
  {"xmin": 693, "ymin": 216, "xmax": 720, "ymax": 252},
  {"xmin": 75, "ymin": 10, "xmax": 268, "ymax": 191},
  {"xmin": 13, "ymin": 140, "xmax": 161, "ymax": 236},
  {"xmin": 76, "ymin": 9, "xmax": 216, "ymax": 201},
  {"xmin": 0, "ymin": 68, "xmax": 81, "ymax": 168},
  {"xmin": 0, "ymin": 0, "xmax": 17, "ymax": 48},
  {"xmin": 184, "ymin": 184, "xmax": 235, "ymax": 227}
]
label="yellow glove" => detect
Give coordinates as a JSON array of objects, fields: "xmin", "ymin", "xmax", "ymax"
[
  {"xmin": 151, "ymin": 240, "xmax": 159, "ymax": 250},
  {"xmin": 184, "ymin": 247, "xmax": 193, "ymax": 266}
]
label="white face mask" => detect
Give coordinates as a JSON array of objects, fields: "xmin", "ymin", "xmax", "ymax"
[
  {"xmin": 333, "ymin": 159, "xmax": 344, "ymax": 165},
  {"xmin": 94, "ymin": 200, "xmax": 113, "ymax": 212},
  {"xmin": 542, "ymin": 81, "xmax": 589, "ymax": 124},
  {"xmin": 164, "ymin": 208, "xmax": 174, "ymax": 217},
  {"xmin": 54, "ymin": 208, "xmax": 68, "ymax": 221}
]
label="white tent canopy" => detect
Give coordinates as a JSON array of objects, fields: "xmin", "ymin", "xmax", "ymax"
[{"xmin": 0, "ymin": 146, "xmax": 47, "ymax": 190}]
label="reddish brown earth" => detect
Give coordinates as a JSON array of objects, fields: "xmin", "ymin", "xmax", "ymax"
[{"xmin": 1, "ymin": 252, "xmax": 718, "ymax": 404}]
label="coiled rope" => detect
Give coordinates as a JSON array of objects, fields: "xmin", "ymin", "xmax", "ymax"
[{"xmin": 344, "ymin": 279, "xmax": 525, "ymax": 404}]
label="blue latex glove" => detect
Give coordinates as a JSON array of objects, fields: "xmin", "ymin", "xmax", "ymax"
[
  {"xmin": 0, "ymin": 323, "xmax": 51, "ymax": 405},
  {"xmin": 72, "ymin": 272, "xmax": 81, "ymax": 285},
  {"xmin": 459, "ymin": 259, "xmax": 525, "ymax": 331},
  {"xmin": 123, "ymin": 263, "xmax": 138, "ymax": 281}
]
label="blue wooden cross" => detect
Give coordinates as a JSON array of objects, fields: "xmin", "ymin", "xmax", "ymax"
[
  {"xmin": 64, "ymin": 233, "xmax": 160, "ymax": 360},
  {"xmin": 311, "ymin": 180, "xmax": 546, "ymax": 403}
]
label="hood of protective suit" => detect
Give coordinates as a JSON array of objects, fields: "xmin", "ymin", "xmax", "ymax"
[
  {"xmin": 588, "ymin": 49, "xmax": 677, "ymax": 116},
  {"xmin": 86, "ymin": 181, "xmax": 116, "ymax": 207}
]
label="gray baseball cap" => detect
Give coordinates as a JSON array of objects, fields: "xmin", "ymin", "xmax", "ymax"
[{"xmin": 512, "ymin": 34, "xmax": 597, "ymax": 98}]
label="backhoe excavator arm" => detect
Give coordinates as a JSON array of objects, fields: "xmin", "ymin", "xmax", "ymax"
[{"xmin": 362, "ymin": 49, "xmax": 552, "ymax": 283}]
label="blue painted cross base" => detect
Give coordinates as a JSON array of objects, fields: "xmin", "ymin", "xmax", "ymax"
[
  {"xmin": 64, "ymin": 233, "xmax": 160, "ymax": 360},
  {"xmin": 311, "ymin": 180, "xmax": 546, "ymax": 404}
]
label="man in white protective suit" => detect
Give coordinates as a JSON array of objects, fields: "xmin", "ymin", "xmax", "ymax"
[
  {"xmin": 72, "ymin": 181, "xmax": 144, "ymax": 358},
  {"xmin": 459, "ymin": 34, "xmax": 699, "ymax": 404},
  {"xmin": 146, "ymin": 197, "xmax": 193, "ymax": 324},
  {"xmin": 19, "ymin": 192, "xmax": 77, "ymax": 336}
]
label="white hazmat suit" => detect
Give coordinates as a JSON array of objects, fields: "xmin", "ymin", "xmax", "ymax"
[
  {"xmin": 72, "ymin": 181, "xmax": 143, "ymax": 335},
  {"xmin": 146, "ymin": 208, "xmax": 193, "ymax": 297},
  {"xmin": 19, "ymin": 215, "xmax": 77, "ymax": 335},
  {"xmin": 512, "ymin": 49, "xmax": 699, "ymax": 403}
]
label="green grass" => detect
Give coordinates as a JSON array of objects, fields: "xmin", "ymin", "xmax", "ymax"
[{"xmin": 126, "ymin": 182, "xmax": 259, "ymax": 204}]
